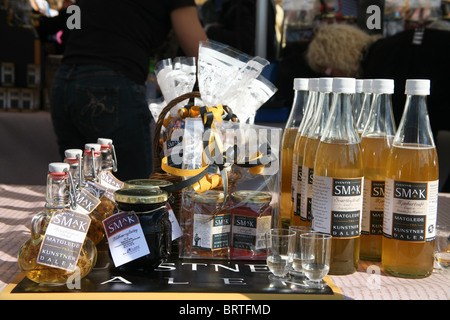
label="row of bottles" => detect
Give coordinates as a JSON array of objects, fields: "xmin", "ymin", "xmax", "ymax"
[
  {"xmin": 17, "ymin": 138, "xmax": 120, "ymax": 285},
  {"xmin": 281, "ymin": 77, "xmax": 438, "ymax": 278}
]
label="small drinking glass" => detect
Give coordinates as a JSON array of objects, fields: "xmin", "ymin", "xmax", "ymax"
[
  {"xmin": 300, "ymin": 232, "xmax": 332, "ymax": 289},
  {"xmin": 265, "ymin": 228, "xmax": 296, "ymax": 281},
  {"xmin": 288, "ymin": 225, "xmax": 311, "ymax": 277},
  {"xmin": 435, "ymin": 225, "xmax": 450, "ymax": 272}
]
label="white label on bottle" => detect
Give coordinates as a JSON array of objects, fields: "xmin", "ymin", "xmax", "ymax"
[
  {"xmin": 193, "ymin": 213, "xmax": 231, "ymax": 250},
  {"xmin": 361, "ymin": 179, "xmax": 385, "ymax": 235},
  {"xmin": 300, "ymin": 165, "xmax": 314, "ymax": 222},
  {"xmin": 312, "ymin": 175, "xmax": 363, "ymax": 238},
  {"xmin": 102, "ymin": 212, "xmax": 150, "ymax": 267},
  {"xmin": 383, "ymin": 179, "xmax": 438, "ymax": 242},
  {"xmin": 37, "ymin": 209, "xmax": 91, "ymax": 271},
  {"xmin": 291, "ymin": 154, "xmax": 298, "ymax": 209}
]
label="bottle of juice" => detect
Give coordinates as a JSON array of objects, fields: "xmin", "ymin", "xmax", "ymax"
[
  {"xmin": 360, "ymin": 79, "xmax": 396, "ymax": 261},
  {"xmin": 356, "ymin": 79, "xmax": 373, "ymax": 136},
  {"xmin": 280, "ymin": 78, "xmax": 309, "ymax": 228},
  {"xmin": 312, "ymin": 77, "xmax": 363, "ymax": 275},
  {"xmin": 291, "ymin": 78, "xmax": 319, "ymax": 226},
  {"xmin": 382, "ymin": 79, "xmax": 438, "ymax": 278},
  {"xmin": 300, "ymin": 77, "xmax": 332, "ymax": 228}
]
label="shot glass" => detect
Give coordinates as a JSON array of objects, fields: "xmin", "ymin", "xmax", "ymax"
[
  {"xmin": 300, "ymin": 232, "xmax": 332, "ymax": 289},
  {"xmin": 265, "ymin": 228, "xmax": 296, "ymax": 281},
  {"xmin": 288, "ymin": 225, "xmax": 312, "ymax": 277},
  {"xmin": 435, "ymin": 225, "xmax": 450, "ymax": 272}
]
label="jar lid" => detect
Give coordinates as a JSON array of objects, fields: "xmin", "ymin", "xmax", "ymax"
[
  {"xmin": 231, "ymin": 190, "xmax": 272, "ymax": 204},
  {"xmin": 114, "ymin": 188, "xmax": 168, "ymax": 204},
  {"xmin": 124, "ymin": 179, "xmax": 173, "ymax": 189},
  {"xmin": 190, "ymin": 190, "xmax": 224, "ymax": 204}
]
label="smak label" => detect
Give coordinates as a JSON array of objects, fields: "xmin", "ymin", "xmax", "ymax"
[
  {"xmin": 394, "ymin": 181, "xmax": 427, "ymax": 201},
  {"xmin": 333, "ymin": 178, "xmax": 362, "ymax": 197}
]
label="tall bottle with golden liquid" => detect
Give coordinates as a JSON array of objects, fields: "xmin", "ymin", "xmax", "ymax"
[
  {"xmin": 280, "ymin": 78, "xmax": 309, "ymax": 228},
  {"xmin": 360, "ymin": 79, "xmax": 396, "ymax": 261},
  {"xmin": 291, "ymin": 78, "xmax": 319, "ymax": 226},
  {"xmin": 356, "ymin": 79, "xmax": 373, "ymax": 136},
  {"xmin": 312, "ymin": 77, "xmax": 363, "ymax": 275},
  {"xmin": 300, "ymin": 77, "xmax": 332, "ymax": 228},
  {"xmin": 382, "ymin": 79, "xmax": 438, "ymax": 278}
]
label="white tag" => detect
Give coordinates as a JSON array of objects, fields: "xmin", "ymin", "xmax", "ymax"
[
  {"xmin": 166, "ymin": 203, "xmax": 182, "ymax": 240},
  {"xmin": 102, "ymin": 212, "xmax": 150, "ymax": 267}
]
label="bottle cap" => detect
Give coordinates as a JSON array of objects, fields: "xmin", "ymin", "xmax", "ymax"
[
  {"xmin": 293, "ymin": 78, "xmax": 309, "ymax": 91},
  {"xmin": 332, "ymin": 77, "xmax": 356, "ymax": 93},
  {"xmin": 319, "ymin": 77, "xmax": 333, "ymax": 92},
  {"xmin": 355, "ymin": 79, "xmax": 364, "ymax": 93},
  {"xmin": 405, "ymin": 79, "xmax": 430, "ymax": 95},
  {"xmin": 97, "ymin": 138, "xmax": 113, "ymax": 146},
  {"xmin": 308, "ymin": 78, "xmax": 320, "ymax": 92},
  {"xmin": 362, "ymin": 79, "xmax": 372, "ymax": 92},
  {"xmin": 64, "ymin": 149, "xmax": 83, "ymax": 159},
  {"xmin": 371, "ymin": 79, "xmax": 394, "ymax": 94},
  {"xmin": 85, "ymin": 143, "xmax": 101, "ymax": 152},
  {"xmin": 49, "ymin": 162, "xmax": 70, "ymax": 173}
]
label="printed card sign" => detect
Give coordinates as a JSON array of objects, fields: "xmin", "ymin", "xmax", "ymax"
[
  {"xmin": 102, "ymin": 212, "xmax": 150, "ymax": 267},
  {"xmin": 166, "ymin": 203, "xmax": 183, "ymax": 240},
  {"xmin": 37, "ymin": 209, "xmax": 91, "ymax": 271},
  {"xmin": 74, "ymin": 187, "xmax": 101, "ymax": 214}
]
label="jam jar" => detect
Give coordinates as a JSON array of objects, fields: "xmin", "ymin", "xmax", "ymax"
[
  {"xmin": 113, "ymin": 188, "xmax": 172, "ymax": 271},
  {"xmin": 230, "ymin": 190, "xmax": 272, "ymax": 260},
  {"xmin": 182, "ymin": 190, "xmax": 231, "ymax": 259}
]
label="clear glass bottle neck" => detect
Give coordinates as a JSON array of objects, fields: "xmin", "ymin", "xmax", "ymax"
[
  {"xmin": 393, "ymin": 94, "xmax": 435, "ymax": 147},
  {"xmin": 298, "ymin": 90, "xmax": 318, "ymax": 135},
  {"xmin": 362, "ymin": 93, "xmax": 396, "ymax": 137},
  {"xmin": 285, "ymin": 89, "xmax": 309, "ymax": 129},
  {"xmin": 356, "ymin": 92, "xmax": 373, "ymax": 133},
  {"xmin": 306, "ymin": 91, "xmax": 331, "ymax": 139},
  {"xmin": 46, "ymin": 173, "xmax": 71, "ymax": 209},
  {"xmin": 321, "ymin": 92, "xmax": 359, "ymax": 144}
]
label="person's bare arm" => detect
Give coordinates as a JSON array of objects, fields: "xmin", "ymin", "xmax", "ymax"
[{"xmin": 170, "ymin": 6, "xmax": 208, "ymax": 57}]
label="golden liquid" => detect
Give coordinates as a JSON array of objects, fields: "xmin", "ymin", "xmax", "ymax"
[
  {"xmin": 314, "ymin": 141, "xmax": 363, "ymax": 275},
  {"xmin": 301, "ymin": 137, "xmax": 320, "ymax": 227},
  {"xmin": 360, "ymin": 135, "xmax": 392, "ymax": 261},
  {"xmin": 382, "ymin": 143, "xmax": 438, "ymax": 278},
  {"xmin": 280, "ymin": 128, "xmax": 298, "ymax": 228},
  {"xmin": 291, "ymin": 134, "xmax": 308, "ymax": 226}
]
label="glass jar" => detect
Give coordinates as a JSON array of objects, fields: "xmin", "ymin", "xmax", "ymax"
[
  {"xmin": 113, "ymin": 188, "xmax": 172, "ymax": 271},
  {"xmin": 183, "ymin": 190, "xmax": 231, "ymax": 259},
  {"xmin": 230, "ymin": 190, "xmax": 272, "ymax": 260}
]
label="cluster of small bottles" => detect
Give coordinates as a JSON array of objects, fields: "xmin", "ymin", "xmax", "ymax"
[
  {"xmin": 281, "ymin": 77, "xmax": 438, "ymax": 278},
  {"xmin": 17, "ymin": 138, "xmax": 119, "ymax": 285}
]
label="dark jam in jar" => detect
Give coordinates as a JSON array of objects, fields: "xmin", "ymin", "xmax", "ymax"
[
  {"xmin": 113, "ymin": 188, "xmax": 172, "ymax": 272},
  {"xmin": 230, "ymin": 190, "xmax": 272, "ymax": 260}
]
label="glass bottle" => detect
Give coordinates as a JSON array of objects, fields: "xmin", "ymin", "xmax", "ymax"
[
  {"xmin": 280, "ymin": 78, "xmax": 309, "ymax": 228},
  {"xmin": 291, "ymin": 78, "xmax": 319, "ymax": 226},
  {"xmin": 312, "ymin": 77, "xmax": 363, "ymax": 275},
  {"xmin": 382, "ymin": 79, "xmax": 438, "ymax": 278},
  {"xmin": 301, "ymin": 77, "xmax": 333, "ymax": 228},
  {"xmin": 360, "ymin": 79, "xmax": 396, "ymax": 261},
  {"xmin": 83, "ymin": 143, "xmax": 102, "ymax": 182},
  {"xmin": 353, "ymin": 79, "xmax": 364, "ymax": 121},
  {"xmin": 356, "ymin": 79, "xmax": 373, "ymax": 136},
  {"xmin": 112, "ymin": 188, "xmax": 172, "ymax": 271},
  {"xmin": 64, "ymin": 149, "xmax": 83, "ymax": 191},
  {"xmin": 97, "ymin": 138, "xmax": 118, "ymax": 172},
  {"xmin": 17, "ymin": 163, "xmax": 97, "ymax": 285}
]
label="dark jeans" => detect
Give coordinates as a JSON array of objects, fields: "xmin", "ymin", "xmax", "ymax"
[{"xmin": 50, "ymin": 64, "xmax": 153, "ymax": 181}]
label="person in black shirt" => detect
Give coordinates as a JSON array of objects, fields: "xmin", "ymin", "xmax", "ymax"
[{"xmin": 50, "ymin": 0, "xmax": 207, "ymax": 181}]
